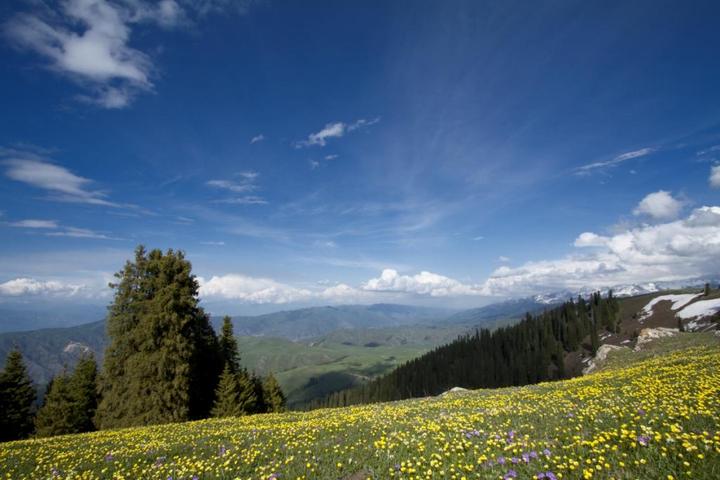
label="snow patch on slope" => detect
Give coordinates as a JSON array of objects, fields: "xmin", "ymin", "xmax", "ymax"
[
  {"xmin": 638, "ymin": 294, "xmax": 702, "ymax": 322},
  {"xmin": 676, "ymin": 298, "xmax": 720, "ymax": 319}
]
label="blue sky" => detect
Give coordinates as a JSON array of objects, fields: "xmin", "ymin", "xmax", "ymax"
[{"xmin": 1, "ymin": 0, "xmax": 720, "ymax": 315}]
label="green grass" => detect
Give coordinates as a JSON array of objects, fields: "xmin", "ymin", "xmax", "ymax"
[{"xmin": 238, "ymin": 336, "xmax": 433, "ymax": 407}]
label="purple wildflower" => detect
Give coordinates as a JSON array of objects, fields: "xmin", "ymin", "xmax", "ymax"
[
  {"xmin": 543, "ymin": 448, "xmax": 552, "ymax": 456},
  {"xmin": 497, "ymin": 456, "xmax": 506, "ymax": 465},
  {"xmin": 637, "ymin": 435, "xmax": 650, "ymax": 447},
  {"xmin": 503, "ymin": 469, "xmax": 517, "ymax": 479}
]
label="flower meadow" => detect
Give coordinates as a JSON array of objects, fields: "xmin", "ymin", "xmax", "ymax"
[{"xmin": 1, "ymin": 342, "xmax": 719, "ymax": 480}]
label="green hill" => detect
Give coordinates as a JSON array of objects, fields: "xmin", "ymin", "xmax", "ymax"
[{"xmin": 1, "ymin": 333, "xmax": 718, "ymax": 479}]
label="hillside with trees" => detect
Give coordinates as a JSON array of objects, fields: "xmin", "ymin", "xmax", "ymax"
[
  {"xmin": 311, "ymin": 292, "xmax": 621, "ymax": 408},
  {"xmin": 0, "ymin": 246, "xmax": 285, "ymax": 441}
]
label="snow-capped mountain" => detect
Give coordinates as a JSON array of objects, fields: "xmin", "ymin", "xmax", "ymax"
[{"xmin": 531, "ymin": 277, "xmax": 720, "ymax": 305}]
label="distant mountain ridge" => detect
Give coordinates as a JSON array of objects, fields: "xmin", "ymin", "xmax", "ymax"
[{"xmin": 226, "ymin": 304, "xmax": 457, "ymax": 340}]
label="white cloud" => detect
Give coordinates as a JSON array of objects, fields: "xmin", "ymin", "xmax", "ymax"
[
  {"xmin": 200, "ymin": 240, "xmax": 225, "ymax": 246},
  {"xmin": 697, "ymin": 145, "xmax": 720, "ymax": 157},
  {"xmin": 206, "ymin": 171, "xmax": 260, "ymax": 199},
  {"xmin": 4, "ymin": 157, "xmax": 120, "ymax": 206},
  {"xmin": 0, "ymin": 277, "xmax": 86, "ymax": 297},
  {"xmin": 362, "ymin": 268, "xmax": 482, "ymax": 297},
  {"xmin": 206, "ymin": 179, "xmax": 255, "ymax": 193},
  {"xmin": 250, "ymin": 134, "xmax": 265, "ymax": 144},
  {"xmin": 199, "ymin": 274, "xmax": 312, "ymax": 304},
  {"xmin": 8, "ymin": 219, "xmax": 59, "ymax": 229},
  {"xmin": 198, "ymin": 274, "xmax": 367, "ymax": 304},
  {"xmin": 482, "ymin": 206, "xmax": 720, "ymax": 296},
  {"xmin": 296, "ymin": 117, "xmax": 380, "ymax": 148},
  {"xmin": 324, "ymin": 154, "xmax": 339, "ymax": 161},
  {"xmin": 46, "ymin": 226, "xmax": 113, "ymax": 239},
  {"xmin": 710, "ymin": 165, "xmax": 720, "ymax": 188},
  {"xmin": 5, "ymin": 0, "xmax": 153, "ymax": 108},
  {"xmin": 574, "ymin": 147, "xmax": 655, "ymax": 175},
  {"xmin": 574, "ymin": 232, "xmax": 609, "ymax": 247},
  {"xmin": 216, "ymin": 196, "xmax": 267, "ymax": 205},
  {"xmin": 497, "ymin": 256, "xmax": 511, "ymax": 262},
  {"xmin": 207, "ymin": 172, "xmax": 266, "ymax": 204},
  {"xmin": 4, "ymin": 216, "xmax": 114, "ymax": 239},
  {"xmin": 633, "ymin": 190, "xmax": 683, "ymax": 219},
  {"xmin": 4, "ymin": 0, "xmax": 253, "ymax": 108}
]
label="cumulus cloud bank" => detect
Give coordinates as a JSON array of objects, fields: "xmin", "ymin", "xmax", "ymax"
[
  {"xmin": 362, "ymin": 269, "xmax": 482, "ymax": 297},
  {"xmin": 198, "ymin": 274, "xmax": 369, "ymax": 304},
  {"xmin": 482, "ymin": 206, "xmax": 720, "ymax": 296},
  {"xmin": 0, "ymin": 277, "xmax": 86, "ymax": 297}
]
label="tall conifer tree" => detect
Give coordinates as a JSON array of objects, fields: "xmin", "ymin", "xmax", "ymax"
[
  {"xmin": 263, "ymin": 373, "xmax": 286, "ymax": 413},
  {"xmin": 219, "ymin": 316, "xmax": 240, "ymax": 372},
  {"xmin": 96, "ymin": 246, "xmax": 222, "ymax": 429},
  {"xmin": 0, "ymin": 349, "xmax": 36, "ymax": 441}
]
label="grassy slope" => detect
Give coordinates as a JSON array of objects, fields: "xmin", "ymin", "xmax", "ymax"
[
  {"xmin": 1, "ymin": 333, "xmax": 718, "ymax": 479},
  {"xmin": 236, "ymin": 325, "xmax": 469, "ymax": 408}
]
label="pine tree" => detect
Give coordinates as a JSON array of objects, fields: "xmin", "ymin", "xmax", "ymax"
[
  {"xmin": 250, "ymin": 372, "xmax": 267, "ymax": 413},
  {"xmin": 263, "ymin": 373, "xmax": 286, "ymax": 413},
  {"xmin": 35, "ymin": 355, "xmax": 99, "ymax": 437},
  {"xmin": 34, "ymin": 373, "xmax": 74, "ymax": 437},
  {"xmin": 68, "ymin": 355, "xmax": 98, "ymax": 432},
  {"xmin": 0, "ymin": 349, "xmax": 36, "ymax": 441},
  {"xmin": 219, "ymin": 316, "xmax": 240, "ymax": 372},
  {"xmin": 211, "ymin": 365, "xmax": 243, "ymax": 417},
  {"xmin": 96, "ymin": 246, "xmax": 222, "ymax": 429},
  {"xmin": 211, "ymin": 366, "xmax": 257, "ymax": 417},
  {"xmin": 705, "ymin": 283, "xmax": 711, "ymax": 296}
]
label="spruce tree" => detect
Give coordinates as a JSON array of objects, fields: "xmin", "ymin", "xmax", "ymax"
[
  {"xmin": 34, "ymin": 373, "xmax": 74, "ymax": 437},
  {"xmin": 211, "ymin": 366, "xmax": 257, "ymax": 417},
  {"xmin": 250, "ymin": 371, "xmax": 267, "ymax": 413},
  {"xmin": 0, "ymin": 349, "xmax": 36, "ymax": 441},
  {"xmin": 35, "ymin": 355, "xmax": 98, "ymax": 437},
  {"xmin": 96, "ymin": 246, "xmax": 222, "ymax": 429},
  {"xmin": 68, "ymin": 355, "xmax": 98, "ymax": 432},
  {"xmin": 263, "ymin": 373, "xmax": 286, "ymax": 413},
  {"xmin": 211, "ymin": 365, "xmax": 243, "ymax": 417},
  {"xmin": 219, "ymin": 316, "xmax": 240, "ymax": 372}
]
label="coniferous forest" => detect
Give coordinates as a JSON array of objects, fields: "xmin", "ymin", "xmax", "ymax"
[
  {"xmin": 0, "ymin": 246, "xmax": 286, "ymax": 441},
  {"xmin": 310, "ymin": 292, "xmax": 620, "ymax": 409}
]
